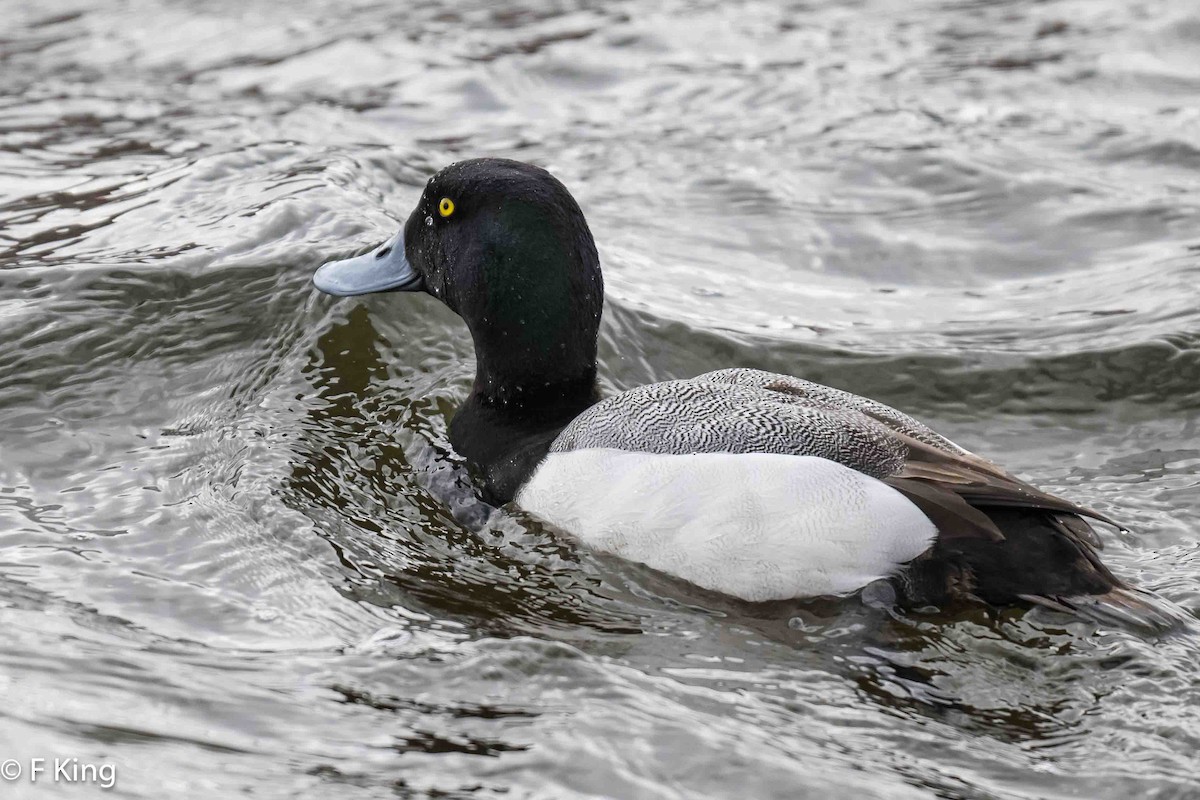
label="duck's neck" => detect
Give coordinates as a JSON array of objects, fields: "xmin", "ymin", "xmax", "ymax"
[
  {"xmin": 450, "ymin": 367, "xmax": 599, "ymax": 505},
  {"xmin": 471, "ymin": 367, "xmax": 598, "ymax": 413},
  {"xmin": 469, "ymin": 335, "xmax": 598, "ymax": 408}
]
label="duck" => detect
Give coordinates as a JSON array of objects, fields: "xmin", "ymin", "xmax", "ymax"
[{"xmin": 313, "ymin": 157, "xmax": 1187, "ymax": 631}]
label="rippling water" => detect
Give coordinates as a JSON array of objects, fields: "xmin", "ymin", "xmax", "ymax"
[{"xmin": 3, "ymin": 0, "xmax": 1200, "ymax": 797}]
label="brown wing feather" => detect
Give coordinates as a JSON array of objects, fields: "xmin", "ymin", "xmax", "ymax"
[
  {"xmin": 886, "ymin": 429, "xmax": 1123, "ymax": 531},
  {"xmin": 883, "ymin": 477, "xmax": 1005, "ymax": 541}
]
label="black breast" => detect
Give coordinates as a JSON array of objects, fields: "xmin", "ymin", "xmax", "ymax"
[{"xmin": 449, "ymin": 383, "xmax": 599, "ymax": 505}]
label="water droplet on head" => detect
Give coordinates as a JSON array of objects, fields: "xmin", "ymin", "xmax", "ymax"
[{"xmin": 425, "ymin": 215, "xmax": 433, "ymax": 227}]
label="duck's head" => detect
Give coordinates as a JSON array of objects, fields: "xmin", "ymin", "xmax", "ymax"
[{"xmin": 314, "ymin": 158, "xmax": 603, "ymax": 405}]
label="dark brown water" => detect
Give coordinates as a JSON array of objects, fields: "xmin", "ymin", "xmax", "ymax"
[{"xmin": 2, "ymin": 1, "xmax": 1200, "ymax": 797}]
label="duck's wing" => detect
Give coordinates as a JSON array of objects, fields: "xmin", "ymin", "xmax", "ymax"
[
  {"xmin": 704, "ymin": 371, "xmax": 1196, "ymax": 629},
  {"xmin": 706, "ymin": 368, "xmax": 1121, "ymax": 541},
  {"xmin": 551, "ymin": 367, "xmax": 1119, "ymax": 545}
]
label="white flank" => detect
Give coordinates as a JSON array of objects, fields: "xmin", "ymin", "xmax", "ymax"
[{"xmin": 516, "ymin": 449, "xmax": 937, "ymax": 602}]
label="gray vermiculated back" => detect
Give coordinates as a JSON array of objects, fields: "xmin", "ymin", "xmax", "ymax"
[
  {"xmin": 697, "ymin": 368, "xmax": 967, "ymax": 455},
  {"xmin": 549, "ymin": 369, "xmax": 947, "ymax": 479}
]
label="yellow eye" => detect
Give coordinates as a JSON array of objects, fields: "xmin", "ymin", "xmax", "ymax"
[{"xmin": 438, "ymin": 197, "xmax": 455, "ymax": 218}]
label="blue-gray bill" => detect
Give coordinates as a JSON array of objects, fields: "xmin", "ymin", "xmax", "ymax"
[{"xmin": 312, "ymin": 230, "xmax": 423, "ymax": 296}]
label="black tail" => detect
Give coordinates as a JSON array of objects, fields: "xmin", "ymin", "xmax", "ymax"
[{"xmin": 905, "ymin": 506, "xmax": 1192, "ymax": 634}]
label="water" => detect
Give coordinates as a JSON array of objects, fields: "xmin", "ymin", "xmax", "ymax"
[{"xmin": 2, "ymin": 0, "xmax": 1200, "ymax": 796}]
